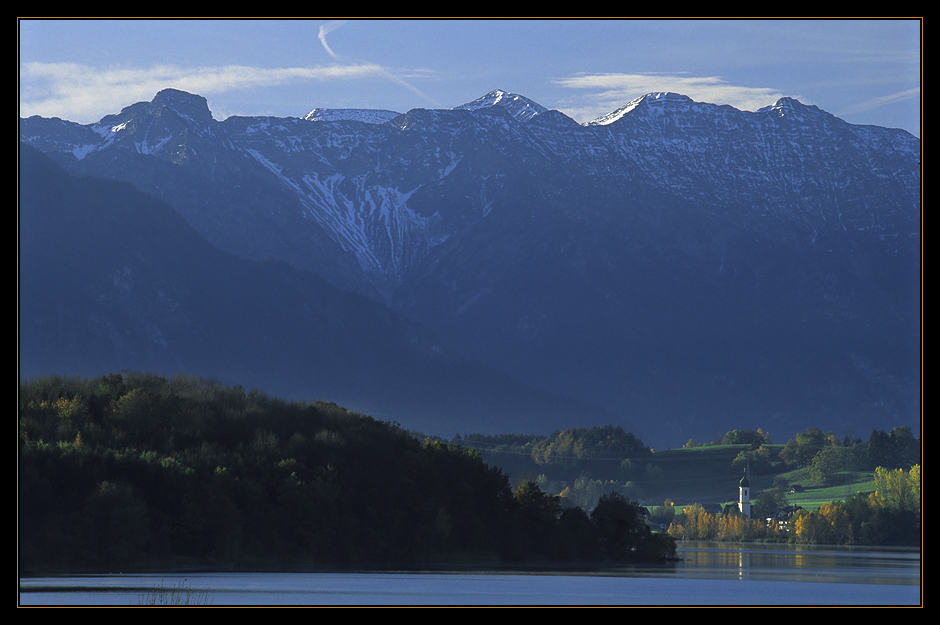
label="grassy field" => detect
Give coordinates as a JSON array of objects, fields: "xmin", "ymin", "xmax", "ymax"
[
  {"xmin": 640, "ymin": 444, "xmax": 875, "ymax": 511},
  {"xmin": 476, "ymin": 439, "xmax": 878, "ymax": 512},
  {"xmin": 641, "ymin": 444, "xmax": 759, "ymax": 505},
  {"xmin": 779, "ymin": 470, "xmax": 876, "ymax": 512}
]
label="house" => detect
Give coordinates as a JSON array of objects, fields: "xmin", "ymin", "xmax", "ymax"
[{"xmin": 765, "ymin": 505, "xmax": 805, "ymax": 530}]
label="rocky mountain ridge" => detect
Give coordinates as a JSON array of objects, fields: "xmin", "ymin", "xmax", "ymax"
[
  {"xmin": 20, "ymin": 88, "xmax": 919, "ymax": 295},
  {"xmin": 19, "ymin": 88, "xmax": 921, "ymax": 446}
]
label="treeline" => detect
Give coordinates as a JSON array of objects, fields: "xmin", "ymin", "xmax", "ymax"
[
  {"xmin": 788, "ymin": 465, "xmax": 920, "ymax": 545},
  {"xmin": 684, "ymin": 427, "xmax": 773, "ymax": 449},
  {"xmin": 453, "ymin": 426, "xmax": 656, "ymax": 509},
  {"xmin": 661, "ymin": 464, "xmax": 920, "ymax": 546},
  {"xmin": 665, "ymin": 505, "xmax": 788, "ymax": 542},
  {"xmin": 457, "ymin": 426, "xmax": 649, "ymax": 469},
  {"xmin": 746, "ymin": 425, "xmax": 920, "ymax": 513},
  {"xmin": 18, "ymin": 372, "xmax": 676, "ymax": 570},
  {"xmin": 690, "ymin": 424, "xmax": 919, "ymax": 489},
  {"xmin": 775, "ymin": 425, "xmax": 919, "ymax": 479},
  {"xmin": 659, "ymin": 424, "xmax": 921, "ymax": 546}
]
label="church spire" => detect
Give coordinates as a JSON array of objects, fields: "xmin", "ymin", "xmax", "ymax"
[{"xmin": 738, "ymin": 464, "xmax": 751, "ymax": 518}]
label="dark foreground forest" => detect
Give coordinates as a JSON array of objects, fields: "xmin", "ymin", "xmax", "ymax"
[{"xmin": 18, "ymin": 372, "xmax": 676, "ymax": 571}]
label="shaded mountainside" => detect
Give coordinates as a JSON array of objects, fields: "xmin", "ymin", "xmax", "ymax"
[
  {"xmin": 19, "ymin": 88, "xmax": 921, "ymax": 448},
  {"xmin": 18, "ymin": 144, "xmax": 614, "ymax": 437}
]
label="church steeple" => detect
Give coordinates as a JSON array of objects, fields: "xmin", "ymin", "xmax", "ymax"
[{"xmin": 738, "ymin": 465, "xmax": 751, "ymax": 518}]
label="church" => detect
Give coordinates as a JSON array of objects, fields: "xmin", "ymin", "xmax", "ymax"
[{"xmin": 738, "ymin": 467, "xmax": 751, "ymax": 518}]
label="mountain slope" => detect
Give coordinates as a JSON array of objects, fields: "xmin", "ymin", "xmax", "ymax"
[
  {"xmin": 19, "ymin": 89, "xmax": 920, "ymax": 447},
  {"xmin": 390, "ymin": 93, "xmax": 920, "ymax": 444},
  {"xmin": 17, "ymin": 143, "xmax": 614, "ymax": 437},
  {"xmin": 19, "ymin": 89, "xmax": 920, "ymax": 296}
]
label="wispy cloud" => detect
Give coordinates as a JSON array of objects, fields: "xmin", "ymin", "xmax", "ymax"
[
  {"xmin": 836, "ymin": 88, "xmax": 920, "ymax": 117},
  {"xmin": 19, "ymin": 21, "xmax": 440, "ymax": 122},
  {"xmin": 553, "ymin": 72, "xmax": 789, "ymax": 122},
  {"xmin": 19, "ymin": 60, "xmax": 393, "ymax": 123}
]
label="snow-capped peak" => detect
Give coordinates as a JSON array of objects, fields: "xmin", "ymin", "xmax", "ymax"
[
  {"xmin": 455, "ymin": 89, "xmax": 548, "ymax": 122},
  {"xmin": 762, "ymin": 96, "xmax": 805, "ymax": 112},
  {"xmin": 587, "ymin": 92, "xmax": 693, "ymax": 126}
]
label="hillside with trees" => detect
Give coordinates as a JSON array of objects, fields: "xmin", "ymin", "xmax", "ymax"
[
  {"xmin": 454, "ymin": 425, "xmax": 920, "ymax": 547},
  {"xmin": 659, "ymin": 463, "xmax": 920, "ymax": 546},
  {"xmin": 18, "ymin": 372, "xmax": 919, "ymax": 572},
  {"xmin": 18, "ymin": 372, "xmax": 676, "ymax": 571}
]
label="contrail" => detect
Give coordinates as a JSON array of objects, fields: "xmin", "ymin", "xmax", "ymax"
[
  {"xmin": 318, "ymin": 20, "xmax": 347, "ymax": 59},
  {"xmin": 315, "ymin": 20, "xmax": 438, "ymax": 106}
]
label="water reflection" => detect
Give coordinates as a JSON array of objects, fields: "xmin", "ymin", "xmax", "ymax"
[
  {"xmin": 19, "ymin": 543, "xmax": 920, "ymax": 606},
  {"xmin": 672, "ymin": 542, "xmax": 920, "ymax": 585}
]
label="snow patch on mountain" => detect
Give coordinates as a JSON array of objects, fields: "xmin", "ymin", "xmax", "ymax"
[
  {"xmin": 241, "ymin": 140, "xmax": 448, "ymax": 286},
  {"xmin": 588, "ymin": 92, "xmax": 693, "ymax": 126},
  {"xmin": 294, "ymin": 173, "xmax": 448, "ymax": 284},
  {"xmin": 19, "ymin": 87, "xmax": 920, "ymax": 298},
  {"xmin": 303, "ymin": 108, "xmax": 401, "ymax": 125},
  {"xmin": 456, "ymin": 89, "xmax": 549, "ymax": 122}
]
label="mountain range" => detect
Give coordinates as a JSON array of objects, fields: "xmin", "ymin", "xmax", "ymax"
[{"xmin": 18, "ymin": 88, "xmax": 921, "ymax": 448}]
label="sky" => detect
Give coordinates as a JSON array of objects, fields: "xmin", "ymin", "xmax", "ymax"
[{"xmin": 18, "ymin": 18, "xmax": 922, "ymax": 137}]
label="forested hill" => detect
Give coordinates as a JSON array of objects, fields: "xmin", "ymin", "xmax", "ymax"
[{"xmin": 18, "ymin": 372, "xmax": 675, "ymax": 570}]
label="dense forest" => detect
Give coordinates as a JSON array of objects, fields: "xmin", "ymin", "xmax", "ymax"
[{"xmin": 18, "ymin": 372, "xmax": 677, "ymax": 571}]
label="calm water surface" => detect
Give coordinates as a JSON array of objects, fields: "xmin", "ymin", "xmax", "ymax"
[{"xmin": 19, "ymin": 542, "xmax": 921, "ymax": 606}]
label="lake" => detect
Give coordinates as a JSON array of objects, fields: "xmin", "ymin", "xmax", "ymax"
[{"xmin": 18, "ymin": 542, "xmax": 921, "ymax": 606}]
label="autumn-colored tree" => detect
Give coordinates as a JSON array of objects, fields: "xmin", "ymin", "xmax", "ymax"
[
  {"xmin": 792, "ymin": 508, "xmax": 827, "ymax": 544},
  {"xmin": 717, "ymin": 512, "xmax": 746, "ymax": 541},
  {"xmin": 677, "ymin": 504, "xmax": 718, "ymax": 541},
  {"xmin": 873, "ymin": 464, "xmax": 920, "ymax": 514},
  {"xmin": 817, "ymin": 501, "xmax": 853, "ymax": 544},
  {"xmin": 667, "ymin": 505, "xmax": 785, "ymax": 542},
  {"xmin": 790, "ymin": 477, "xmax": 920, "ymax": 547}
]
